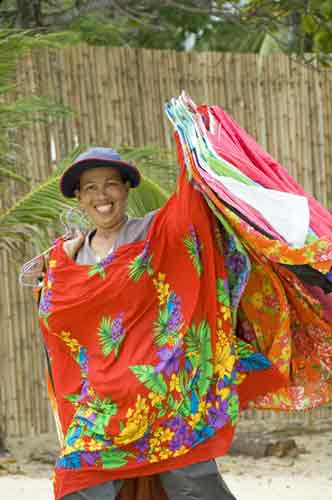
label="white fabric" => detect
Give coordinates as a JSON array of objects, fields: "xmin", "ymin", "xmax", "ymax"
[{"xmin": 219, "ymin": 177, "xmax": 310, "ymax": 247}]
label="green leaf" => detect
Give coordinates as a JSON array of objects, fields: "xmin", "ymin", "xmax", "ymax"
[
  {"xmin": 130, "ymin": 365, "xmax": 168, "ymax": 395},
  {"xmin": 166, "ymin": 394, "xmax": 177, "ymax": 409},
  {"xmin": 184, "ymin": 324, "xmax": 200, "ymax": 369},
  {"xmin": 100, "ymin": 449, "xmax": 132, "ymax": 469},
  {"xmin": 157, "ymin": 407, "xmax": 167, "ymax": 418},
  {"xmin": 216, "ymin": 278, "xmax": 230, "ymax": 306},
  {"xmin": 227, "ymin": 395, "xmax": 240, "ymax": 425},
  {"xmin": 98, "ymin": 316, "xmax": 113, "ymax": 356},
  {"xmin": 178, "ymin": 394, "xmax": 191, "ymax": 417},
  {"xmin": 236, "ymin": 339, "xmax": 254, "ymax": 358},
  {"xmin": 65, "ymin": 394, "xmax": 80, "ymax": 404},
  {"xmin": 88, "ymin": 264, "xmax": 106, "ymax": 279},
  {"xmin": 197, "ymin": 321, "xmax": 213, "ymax": 396}
]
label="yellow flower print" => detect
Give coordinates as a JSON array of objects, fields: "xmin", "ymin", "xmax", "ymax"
[
  {"xmin": 217, "ymin": 387, "xmax": 231, "ymax": 400},
  {"xmin": 49, "ymin": 259, "xmax": 57, "ymax": 268},
  {"xmin": 148, "ymin": 392, "xmax": 165, "ymax": 407},
  {"xmin": 214, "ymin": 343, "xmax": 235, "ymax": 379},
  {"xmin": 59, "ymin": 331, "xmax": 80, "ymax": 355},
  {"xmin": 159, "ymin": 428, "xmax": 174, "ymax": 442},
  {"xmin": 174, "ymin": 445, "xmax": 188, "ymax": 457},
  {"xmin": 152, "ymin": 272, "xmax": 171, "ymax": 305},
  {"xmin": 149, "ymin": 454, "xmax": 159, "ymax": 463},
  {"xmin": 149, "ymin": 437, "xmax": 162, "ymax": 452},
  {"xmin": 134, "ymin": 394, "xmax": 149, "ymax": 414},
  {"xmin": 126, "ymin": 407, "xmax": 134, "ymax": 418},
  {"xmin": 114, "ymin": 415, "xmax": 149, "ymax": 445},
  {"xmin": 73, "ymin": 438, "xmax": 85, "ymax": 449},
  {"xmin": 170, "ymin": 374, "xmax": 181, "ymax": 392},
  {"xmin": 198, "ymin": 401, "xmax": 211, "ymax": 415},
  {"xmin": 114, "ymin": 395, "xmax": 150, "ymax": 445},
  {"xmin": 85, "ymin": 438, "xmax": 103, "ymax": 451},
  {"xmin": 188, "ymin": 412, "xmax": 201, "ymax": 429},
  {"xmin": 159, "ymin": 449, "xmax": 172, "ymax": 460},
  {"xmin": 220, "ymin": 305, "xmax": 231, "ymax": 321},
  {"xmin": 234, "ymin": 372, "xmax": 246, "ymax": 385}
]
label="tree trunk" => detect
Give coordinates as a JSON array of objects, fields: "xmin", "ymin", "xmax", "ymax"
[{"xmin": 15, "ymin": 0, "xmax": 42, "ymax": 28}]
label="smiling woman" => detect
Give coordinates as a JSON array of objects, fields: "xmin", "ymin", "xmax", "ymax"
[
  {"xmin": 74, "ymin": 168, "xmax": 130, "ymax": 261},
  {"xmin": 32, "ymin": 94, "xmax": 332, "ymax": 500}
]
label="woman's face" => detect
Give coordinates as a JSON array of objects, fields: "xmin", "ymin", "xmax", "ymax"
[{"xmin": 75, "ymin": 166, "xmax": 129, "ymax": 231}]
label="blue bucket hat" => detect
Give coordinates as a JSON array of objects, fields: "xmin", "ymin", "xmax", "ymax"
[{"xmin": 60, "ymin": 147, "xmax": 141, "ymax": 198}]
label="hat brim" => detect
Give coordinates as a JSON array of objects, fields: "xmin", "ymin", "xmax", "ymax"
[{"xmin": 60, "ymin": 157, "xmax": 141, "ymax": 198}]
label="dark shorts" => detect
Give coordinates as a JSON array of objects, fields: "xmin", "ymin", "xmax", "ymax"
[{"xmin": 61, "ymin": 459, "xmax": 237, "ymax": 500}]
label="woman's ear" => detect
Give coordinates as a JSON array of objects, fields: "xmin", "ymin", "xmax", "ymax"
[{"xmin": 74, "ymin": 189, "xmax": 81, "ymax": 203}]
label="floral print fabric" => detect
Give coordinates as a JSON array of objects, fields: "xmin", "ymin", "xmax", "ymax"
[{"xmin": 39, "ymin": 161, "xmax": 284, "ymax": 500}]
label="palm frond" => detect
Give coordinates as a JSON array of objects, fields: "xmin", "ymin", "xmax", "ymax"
[{"xmin": 0, "ymin": 148, "xmax": 81, "ymax": 254}]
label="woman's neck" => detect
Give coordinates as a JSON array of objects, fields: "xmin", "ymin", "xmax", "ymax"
[{"xmin": 94, "ymin": 216, "xmax": 127, "ymax": 242}]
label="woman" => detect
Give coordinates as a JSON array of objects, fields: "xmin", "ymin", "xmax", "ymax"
[{"xmin": 37, "ymin": 95, "xmax": 332, "ymax": 500}]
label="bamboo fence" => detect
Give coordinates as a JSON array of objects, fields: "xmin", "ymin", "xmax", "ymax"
[{"xmin": 1, "ymin": 46, "xmax": 332, "ymax": 437}]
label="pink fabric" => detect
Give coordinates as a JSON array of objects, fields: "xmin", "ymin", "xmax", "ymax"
[{"xmin": 201, "ymin": 105, "xmax": 332, "ymax": 238}]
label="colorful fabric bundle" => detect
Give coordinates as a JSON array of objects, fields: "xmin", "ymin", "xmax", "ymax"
[
  {"xmin": 166, "ymin": 93, "xmax": 332, "ymax": 410},
  {"xmin": 38, "ymin": 94, "xmax": 332, "ymax": 499}
]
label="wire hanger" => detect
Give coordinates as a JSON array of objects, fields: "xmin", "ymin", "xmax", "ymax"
[{"xmin": 19, "ymin": 207, "xmax": 91, "ymax": 288}]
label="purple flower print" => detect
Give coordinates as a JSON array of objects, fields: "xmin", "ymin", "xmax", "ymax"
[
  {"xmin": 39, "ymin": 288, "xmax": 51, "ymax": 315},
  {"xmin": 140, "ymin": 240, "xmax": 151, "ymax": 266},
  {"xmin": 155, "ymin": 344, "xmax": 184, "ymax": 376},
  {"xmin": 135, "ymin": 434, "xmax": 150, "ymax": 463},
  {"xmin": 189, "ymin": 224, "xmax": 200, "ymax": 258},
  {"xmin": 207, "ymin": 398, "xmax": 229, "ymax": 429},
  {"xmin": 169, "ymin": 425, "xmax": 195, "ymax": 451},
  {"xmin": 78, "ymin": 379, "xmax": 90, "ymax": 402},
  {"xmin": 81, "ymin": 451, "xmax": 100, "ymax": 466},
  {"xmin": 166, "ymin": 416, "xmax": 195, "ymax": 451},
  {"xmin": 39, "ymin": 268, "xmax": 54, "ymax": 316},
  {"xmin": 226, "ymin": 253, "xmax": 246, "ymax": 274},
  {"xmin": 166, "ymin": 295, "xmax": 183, "ymax": 333},
  {"xmin": 111, "ymin": 313, "xmax": 125, "ymax": 343},
  {"xmin": 100, "ymin": 250, "xmax": 116, "ymax": 268},
  {"xmin": 167, "ymin": 416, "xmax": 187, "ymax": 432}
]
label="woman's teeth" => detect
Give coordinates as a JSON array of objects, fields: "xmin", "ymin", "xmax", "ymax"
[{"xmin": 95, "ymin": 204, "xmax": 113, "ymax": 214}]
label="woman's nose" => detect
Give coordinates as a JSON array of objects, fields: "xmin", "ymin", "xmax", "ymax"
[{"xmin": 95, "ymin": 185, "xmax": 109, "ymax": 198}]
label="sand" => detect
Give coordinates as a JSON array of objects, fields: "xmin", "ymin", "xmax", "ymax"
[{"xmin": 1, "ymin": 419, "xmax": 331, "ymax": 500}]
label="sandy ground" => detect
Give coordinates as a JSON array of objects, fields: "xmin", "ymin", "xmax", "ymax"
[{"xmin": 1, "ymin": 417, "xmax": 331, "ymax": 500}]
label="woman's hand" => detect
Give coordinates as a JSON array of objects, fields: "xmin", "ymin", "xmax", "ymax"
[{"xmin": 63, "ymin": 231, "xmax": 85, "ymax": 259}]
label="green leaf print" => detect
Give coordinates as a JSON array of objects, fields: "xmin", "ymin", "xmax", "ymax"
[
  {"xmin": 183, "ymin": 226, "xmax": 203, "ymax": 276},
  {"xmin": 100, "ymin": 449, "xmax": 134, "ymax": 469},
  {"xmin": 178, "ymin": 394, "xmax": 191, "ymax": 417},
  {"xmin": 128, "ymin": 241, "xmax": 154, "ymax": 281},
  {"xmin": 185, "ymin": 321, "xmax": 213, "ymax": 397},
  {"xmin": 236, "ymin": 339, "xmax": 254, "ymax": 358},
  {"xmin": 184, "ymin": 324, "xmax": 201, "ymax": 369},
  {"xmin": 227, "ymin": 395, "xmax": 240, "ymax": 425},
  {"xmin": 88, "ymin": 263, "xmax": 106, "ymax": 279},
  {"xmin": 98, "ymin": 315, "xmax": 125, "ymax": 359},
  {"xmin": 197, "ymin": 321, "xmax": 213, "ymax": 396},
  {"xmin": 130, "ymin": 365, "xmax": 168, "ymax": 396},
  {"xmin": 216, "ymin": 278, "xmax": 230, "ymax": 306}
]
